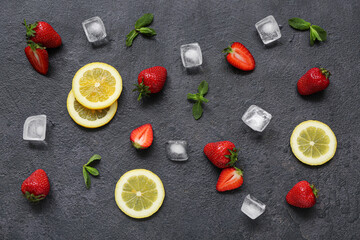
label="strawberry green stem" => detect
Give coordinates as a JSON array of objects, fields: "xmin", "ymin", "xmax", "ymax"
[
  {"xmin": 310, "ymin": 184, "xmax": 318, "ymax": 198},
  {"xmin": 225, "ymin": 147, "xmax": 239, "ymax": 167},
  {"xmin": 320, "ymin": 67, "xmax": 331, "ymax": 79},
  {"xmin": 133, "ymin": 80, "xmax": 151, "ymax": 101}
]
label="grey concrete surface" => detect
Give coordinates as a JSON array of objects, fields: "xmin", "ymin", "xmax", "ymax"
[{"xmin": 0, "ymin": 0, "xmax": 359, "ymax": 239}]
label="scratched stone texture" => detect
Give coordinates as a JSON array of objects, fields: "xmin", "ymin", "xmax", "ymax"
[{"xmin": 0, "ymin": 0, "xmax": 359, "ymax": 239}]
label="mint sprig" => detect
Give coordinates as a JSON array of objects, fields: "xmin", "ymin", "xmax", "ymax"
[
  {"xmin": 126, "ymin": 13, "xmax": 156, "ymax": 47},
  {"xmin": 187, "ymin": 81, "xmax": 209, "ymax": 120},
  {"xmin": 288, "ymin": 18, "xmax": 327, "ymax": 46},
  {"xmin": 82, "ymin": 154, "xmax": 101, "ymax": 189}
]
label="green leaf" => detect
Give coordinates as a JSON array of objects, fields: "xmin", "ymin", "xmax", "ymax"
[
  {"xmin": 310, "ymin": 25, "xmax": 327, "ymax": 42},
  {"xmin": 288, "ymin": 18, "xmax": 311, "ymax": 30},
  {"xmin": 85, "ymin": 166, "xmax": 99, "ymax": 176},
  {"xmin": 126, "ymin": 29, "xmax": 139, "ymax": 47},
  {"xmin": 83, "ymin": 167, "xmax": 91, "ymax": 189},
  {"xmin": 309, "ymin": 27, "xmax": 316, "ymax": 46},
  {"xmin": 199, "ymin": 96, "xmax": 209, "ymax": 103},
  {"xmin": 187, "ymin": 93, "xmax": 198, "ymax": 101},
  {"xmin": 192, "ymin": 101, "xmax": 203, "ymax": 120},
  {"xmin": 135, "ymin": 13, "xmax": 154, "ymax": 29},
  {"xmin": 86, "ymin": 154, "xmax": 101, "ymax": 166},
  {"xmin": 198, "ymin": 81, "xmax": 208, "ymax": 96},
  {"xmin": 138, "ymin": 27, "xmax": 157, "ymax": 36}
]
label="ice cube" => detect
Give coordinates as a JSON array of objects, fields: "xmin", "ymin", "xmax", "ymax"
[
  {"xmin": 241, "ymin": 105, "xmax": 272, "ymax": 132},
  {"xmin": 241, "ymin": 194, "xmax": 266, "ymax": 219},
  {"xmin": 23, "ymin": 115, "xmax": 47, "ymax": 141},
  {"xmin": 82, "ymin": 16, "xmax": 107, "ymax": 43},
  {"xmin": 255, "ymin": 15, "xmax": 281, "ymax": 44},
  {"xmin": 166, "ymin": 140, "xmax": 188, "ymax": 161},
  {"xmin": 180, "ymin": 43, "xmax": 203, "ymax": 68}
]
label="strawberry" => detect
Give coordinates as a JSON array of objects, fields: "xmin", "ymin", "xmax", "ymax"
[
  {"xmin": 24, "ymin": 41, "xmax": 49, "ymax": 75},
  {"xmin": 204, "ymin": 141, "xmax": 238, "ymax": 168},
  {"xmin": 216, "ymin": 167, "xmax": 243, "ymax": 192},
  {"xmin": 286, "ymin": 180, "xmax": 318, "ymax": 208},
  {"xmin": 133, "ymin": 66, "xmax": 167, "ymax": 100},
  {"xmin": 297, "ymin": 67, "xmax": 331, "ymax": 95},
  {"xmin": 21, "ymin": 169, "xmax": 50, "ymax": 202},
  {"xmin": 130, "ymin": 123, "xmax": 153, "ymax": 149},
  {"xmin": 24, "ymin": 19, "xmax": 62, "ymax": 48},
  {"xmin": 223, "ymin": 42, "xmax": 255, "ymax": 71}
]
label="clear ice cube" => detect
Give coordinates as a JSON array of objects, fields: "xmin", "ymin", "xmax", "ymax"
[
  {"xmin": 82, "ymin": 16, "xmax": 107, "ymax": 43},
  {"xmin": 166, "ymin": 140, "xmax": 188, "ymax": 161},
  {"xmin": 23, "ymin": 115, "xmax": 47, "ymax": 141},
  {"xmin": 180, "ymin": 43, "xmax": 203, "ymax": 68},
  {"xmin": 241, "ymin": 105, "xmax": 272, "ymax": 132},
  {"xmin": 255, "ymin": 15, "xmax": 281, "ymax": 44},
  {"xmin": 241, "ymin": 194, "xmax": 266, "ymax": 219}
]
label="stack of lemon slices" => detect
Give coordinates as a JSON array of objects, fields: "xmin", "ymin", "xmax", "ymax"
[{"xmin": 67, "ymin": 62, "xmax": 123, "ymax": 128}]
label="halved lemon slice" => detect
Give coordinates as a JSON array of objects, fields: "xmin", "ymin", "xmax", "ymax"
[
  {"xmin": 115, "ymin": 169, "xmax": 165, "ymax": 219},
  {"xmin": 67, "ymin": 90, "xmax": 117, "ymax": 128},
  {"xmin": 72, "ymin": 62, "xmax": 122, "ymax": 109},
  {"xmin": 290, "ymin": 120, "xmax": 337, "ymax": 166}
]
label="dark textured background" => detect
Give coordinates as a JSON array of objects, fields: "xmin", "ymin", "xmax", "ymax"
[{"xmin": 1, "ymin": 0, "xmax": 359, "ymax": 239}]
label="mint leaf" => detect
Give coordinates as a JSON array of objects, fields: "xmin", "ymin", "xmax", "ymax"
[
  {"xmin": 288, "ymin": 18, "xmax": 311, "ymax": 30},
  {"xmin": 86, "ymin": 154, "xmax": 101, "ymax": 166},
  {"xmin": 83, "ymin": 166, "xmax": 91, "ymax": 189},
  {"xmin": 135, "ymin": 13, "xmax": 154, "ymax": 29},
  {"xmin": 192, "ymin": 101, "xmax": 203, "ymax": 120},
  {"xmin": 310, "ymin": 25, "xmax": 327, "ymax": 41},
  {"xmin": 85, "ymin": 166, "xmax": 99, "ymax": 176},
  {"xmin": 138, "ymin": 27, "xmax": 157, "ymax": 36},
  {"xmin": 199, "ymin": 96, "xmax": 209, "ymax": 103},
  {"xmin": 198, "ymin": 80, "xmax": 208, "ymax": 96},
  {"xmin": 126, "ymin": 30, "xmax": 139, "ymax": 47},
  {"xmin": 187, "ymin": 93, "xmax": 198, "ymax": 101},
  {"xmin": 309, "ymin": 27, "xmax": 316, "ymax": 46}
]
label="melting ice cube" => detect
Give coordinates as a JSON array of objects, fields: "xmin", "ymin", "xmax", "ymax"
[
  {"xmin": 241, "ymin": 105, "xmax": 272, "ymax": 132},
  {"xmin": 23, "ymin": 115, "xmax": 47, "ymax": 141},
  {"xmin": 180, "ymin": 43, "xmax": 203, "ymax": 68},
  {"xmin": 166, "ymin": 140, "xmax": 188, "ymax": 161},
  {"xmin": 82, "ymin": 16, "xmax": 107, "ymax": 43},
  {"xmin": 255, "ymin": 15, "xmax": 281, "ymax": 44},
  {"xmin": 241, "ymin": 194, "xmax": 266, "ymax": 219}
]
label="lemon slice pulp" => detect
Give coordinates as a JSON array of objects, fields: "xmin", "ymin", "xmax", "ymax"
[
  {"xmin": 290, "ymin": 120, "xmax": 337, "ymax": 166},
  {"xmin": 115, "ymin": 169, "xmax": 165, "ymax": 219},
  {"xmin": 72, "ymin": 62, "xmax": 122, "ymax": 109},
  {"xmin": 67, "ymin": 90, "xmax": 117, "ymax": 128}
]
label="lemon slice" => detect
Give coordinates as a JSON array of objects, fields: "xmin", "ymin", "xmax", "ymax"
[
  {"xmin": 67, "ymin": 90, "xmax": 117, "ymax": 128},
  {"xmin": 290, "ymin": 120, "xmax": 337, "ymax": 166},
  {"xmin": 72, "ymin": 62, "xmax": 122, "ymax": 109},
  {"xmin": 115, "ymin": 169, "xmax": 165, "ymax": 219}
]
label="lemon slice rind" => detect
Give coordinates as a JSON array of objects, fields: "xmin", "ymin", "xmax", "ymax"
[
  {"xmin": 115, "ymin": 169, "xmax": 165, "ymax": 219},
  {"xmin": 72, "ymin": 62, "xmax": 122, "ymax": 110},
  {"xmin": 67, "ymin": 90, "xmax": 117, "ymax": 128},
  {"xmin": 290, "ymin": 120, "xmax": 337, "ymax": 166}
]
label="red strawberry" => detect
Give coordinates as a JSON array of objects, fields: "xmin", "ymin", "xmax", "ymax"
[
  {"xmin": 130, "ymin": 123, "xmax": 153, "ymax": 149},
  {"xmin": 25, "ymin": 41, "xmax": 49, "ymax": 75},
  {"xmin": 24, "ymin": 19, "xmax": 62, "ymax": 48},
  {"xmin": 216, "ymin": 167, "xmax": 243, "ymax": 192},
  {"xmin": 204, "ymin": 141, "xmax": 238, "ymax": 168},
  {"xmin": 21, "ymin": 169, "xmax": 50, "ymax": 202},
  {"xmin": 286, "ymin": 180, "xmax": 318, "ymax": 208},
  {"xmin": 297, "ymin": 67, "xmax": 331, "ymax": 95},
  {"xmin": 133, "ymin": 66, "xmax": 167, "ymax": 100},
  {"xmin": 223, "ymin": 42, "xmax": 255, "ymax": 71}
]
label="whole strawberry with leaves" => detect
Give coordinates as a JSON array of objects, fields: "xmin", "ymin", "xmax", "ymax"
[
  {"xmin": 297, "ymin": 67, "xmax": 331, "ymax": 95},
  {"xmin": 133, "ymin": 66, "xmax": 167, "ymax": 100},
  {"xmin": 21, "ymin": 169, "xmax": 50, "ymax": 202},
  {"xmin": 24, "ymin": 19, "xmax": 62, "ymax": 48},
  {"xmin": 204, "ymin": 141, "xmax": 239, "ymax": 168},
  {"xmin": 286, "ymin": 180, "xmax": 318, "ymax": 208}
]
